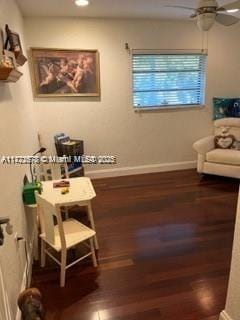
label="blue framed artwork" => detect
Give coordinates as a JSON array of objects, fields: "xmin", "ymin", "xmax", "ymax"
[{"xmin": 213, "ymin": 97, "xmax": 240, "ymax": 120}]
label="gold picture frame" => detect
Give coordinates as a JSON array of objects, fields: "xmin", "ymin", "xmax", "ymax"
[{"xmin": 30, "ymin": 48, "xmax": 100, "ymax": 98}]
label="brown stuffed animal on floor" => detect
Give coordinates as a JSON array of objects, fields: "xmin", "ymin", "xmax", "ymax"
[{"xmin": 17, "ymin": 288, "xmax": 45, "ymax": 320}]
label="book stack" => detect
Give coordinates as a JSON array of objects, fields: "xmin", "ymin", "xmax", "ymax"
[{"xmin": 54, "ymin": 133, "xmax": 84, "ymax": 177}]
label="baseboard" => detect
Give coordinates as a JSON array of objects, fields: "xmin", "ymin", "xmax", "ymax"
[
  {"xmin": 86, "ymin": 161, "xmax": 197, "ymax": 179},
  {"xmin": 219, "ymin": 310, "xmax": 233, "ymax": 320},
  {"xmin": 15, "ymin": 231, "xmax": 35, "ymax": 320}
]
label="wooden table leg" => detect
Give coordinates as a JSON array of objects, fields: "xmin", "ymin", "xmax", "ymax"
[{"xmin": 87, "ymin": 202, "xmax": 99, "ymax": 250}]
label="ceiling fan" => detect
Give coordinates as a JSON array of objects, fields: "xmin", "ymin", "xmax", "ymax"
[{"xmin": 165, "ymin": 0, "xmax": 240, "ymax": 31}]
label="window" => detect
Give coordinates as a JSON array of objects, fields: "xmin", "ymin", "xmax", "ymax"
[{"xmin": 132, "ymin": 52, "xmax": 207, "ymax": 109}]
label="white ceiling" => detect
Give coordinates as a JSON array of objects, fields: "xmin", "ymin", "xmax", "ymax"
[{"xmin": 17, "ymin": 0, "xmax": 238, "ymax": 19}]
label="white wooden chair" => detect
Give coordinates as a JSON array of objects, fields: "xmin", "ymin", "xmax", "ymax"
[
  {"xmin": 36, "ymin": 193, "xmax": 97, "ymax": 287},
  {"xmin": 28, "ymin": 164, "xmax": 70, "ymax": 259},
  {"xmin": 35, "ymin": 163, "xmax": 70, "ymax": 219}
]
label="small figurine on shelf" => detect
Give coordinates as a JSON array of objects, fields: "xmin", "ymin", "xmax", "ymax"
[
  {"xmin": 4, "ymin": 24, "xmax": 27, "ymax": 66},
  {"xmin": 0, "ymin": 54, "xmax": 13, "ymax": 68},
  {"xmin": 0, "ymin": 50, "xmax": 23, "ymax": 82}
]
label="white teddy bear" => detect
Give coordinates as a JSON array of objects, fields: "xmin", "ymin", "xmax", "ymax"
[{"xmin": 215, "ymin": 126, "xmax": 235, "ymax": 149}]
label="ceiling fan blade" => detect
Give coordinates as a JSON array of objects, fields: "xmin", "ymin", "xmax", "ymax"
[
  {"xmin": 218, "ymin": 0, "xmax": 240, "ymax": 11},
  {"xmin": 164, "ymin": 5, "xmax": 196, "ymax": 11},
  {"xmin": 216, "ymin": 13, "xmax": 240, "ymax": 25}
]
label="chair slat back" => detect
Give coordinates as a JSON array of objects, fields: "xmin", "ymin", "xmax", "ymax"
[
  {"xmin": 34, "ymin": 164, "xmax": 53, "ymax": 181},
  {"xmin": 34, "ymin": 163, "xmax": 69, "ymax": 182},
  {"xmin": 51, "ymin": 163, "xmax": 69, "ymax": 180}
]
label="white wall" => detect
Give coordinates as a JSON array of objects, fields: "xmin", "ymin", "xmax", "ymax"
[
  {"xmin": 0, "ymin": 0, "xmax": 38, "ymax": 318},
  {"xmin": 220, "ymin": 188, "xmax": 240, "ymax": 320},
  {"xmin": 24, "ymin": 17, "xmax": 240, "ymax": 175}
]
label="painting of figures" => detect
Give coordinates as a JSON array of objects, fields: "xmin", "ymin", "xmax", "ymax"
[{"xmin": 30, "ymin": 48, "xmax": 100, "ymax": 97}]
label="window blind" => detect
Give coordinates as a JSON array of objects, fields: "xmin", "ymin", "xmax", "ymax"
[{"xmin": 132, "ymin": 53, "xmax": 207, "ymax": 109}]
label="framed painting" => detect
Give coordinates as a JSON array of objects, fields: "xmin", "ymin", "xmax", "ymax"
[
  {"xmin": 30, "ymin": 48, "xmax": 100, "ymax": 97},
  {"xmin": 213, "ymin": 97, "xmax": 240, "ymax": 120}
]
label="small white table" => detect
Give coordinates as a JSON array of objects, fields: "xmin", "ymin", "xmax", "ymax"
[{"xmin": 40, "ymin": 177, "xmax": 99, "ymax": 249}]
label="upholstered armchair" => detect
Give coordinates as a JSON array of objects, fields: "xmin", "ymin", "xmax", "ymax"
[{"xmin": 193, "ymin": 118, "xmax": 240, "ymax": 179}]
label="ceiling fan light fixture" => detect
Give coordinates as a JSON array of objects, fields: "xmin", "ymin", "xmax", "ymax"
[
  {"xmin": 226, "ymin": 8, "xmax": 239, "ymax": 12},
  {"xmin": 197, "ymin": 13, "xmax": 216, "ymax": 31},
  {"xmin": 75, "ymin": 0, "xmax": 89, "ymax": 7},
  {"xmin": 198, "ymin": 0, "xmax": 218, "ymax": 9}
]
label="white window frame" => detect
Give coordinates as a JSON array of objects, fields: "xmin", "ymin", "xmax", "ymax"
[{"xmin": 132, "ymin": 49, "xmax": 207, "ymax": 111}]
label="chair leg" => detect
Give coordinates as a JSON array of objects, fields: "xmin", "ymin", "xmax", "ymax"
[
  {"xmin": 87, "ymin": 203, "xmax": 99, "ymax": 250},
  {"xmin": 61, "ymin": 207, "xmax": 69, "ymax": 220},
  {"xmin": 40, "ymin": 240, "xmax": 46, "ymax": 268},
  {"xmin": 64, "ymin": 208, "xmax": 69, "ymax": 220},
  {"xmin": 199, "ymin": 173, "xmax": 206, "ymax": 181},
  {"xmin": 90, "ymin": 238, "xmax": 97, "ymax": 267},
  {"xmin": 60, "ymin": 250, "xmax": 67, "ymax": 287}
]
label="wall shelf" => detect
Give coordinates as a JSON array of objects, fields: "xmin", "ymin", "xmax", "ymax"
[
  {"xmin": 0, "ymin": 48, "xmax": 23, "ymax": 83},
  {"xmin": 0, "ymin": 67, "xmax": 22, "ymax": 82}
]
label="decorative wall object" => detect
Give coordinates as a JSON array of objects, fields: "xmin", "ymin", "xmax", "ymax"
[
  {"xmin": 0, "ymin": 24, "xmax": 27, "ymax": 82},
  {"xmin": 213, "ymin": 97, "xmax": 240, "ymax": 120},
  {"xmin": 30, "ymin": 48, "xmax": 100, "ymax": 98},
  {"xmin": 0, "ymin": 50, "xmax": 23, "ymax": 82},
  {"xmin": 5, "ymin": 25, "xmax": 27, "ymax": 66}
]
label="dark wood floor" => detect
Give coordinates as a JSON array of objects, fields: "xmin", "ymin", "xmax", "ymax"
[{"xmin": 32, "ymin": 169, "xmax": 239, "ymax": 320}]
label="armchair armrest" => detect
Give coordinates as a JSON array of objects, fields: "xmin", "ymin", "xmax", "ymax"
[{"xmin": 193, "ymin": 136, "xmax": 215, "ymax": 155}]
